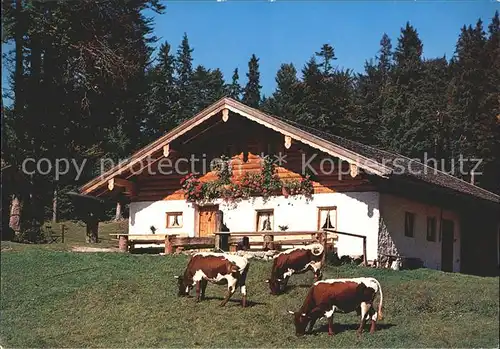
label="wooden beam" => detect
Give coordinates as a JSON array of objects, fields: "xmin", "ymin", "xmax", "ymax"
[
  {"xmin": 222, "ymin": 108, "xmax": 229, "ymax": 122},
  {"xmin": 108, "ymin": 177, "xmax": 136, "ymax": 196},
  {"xmin": 284, "ymin": 135, "xmax": 292, "ymax": 149}
]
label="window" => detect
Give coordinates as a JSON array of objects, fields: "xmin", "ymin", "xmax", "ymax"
[
  {"xmin": 404, "ymin": 212, "xmax": 415, "ymax": 237},
  {"xmin": 256, "ymin": 209, "xmax": 274, "ymax": 231},
  {"xmin": 318, "ymin": 207, "xmax": 337, "ymax": 230},
  {"xmin": 427, "ymin": 216, "xmax": 437, "ymax": 242},
  {"xmin": 166, "ymin": 212, "xmax": 183, "ymax": 228}
]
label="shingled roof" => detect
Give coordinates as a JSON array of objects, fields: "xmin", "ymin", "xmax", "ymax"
[{"xmin": 276, "ymin": 116, "xmax": 500, "ymax": 204}]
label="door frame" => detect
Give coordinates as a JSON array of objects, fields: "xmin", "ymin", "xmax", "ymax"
[
  {"xmin": 196, "ymin": 204, "xmax": 219, "ymax": 237},
  {"xmin": 441, "ymin": 219, "xmax": 454, "ymax": 272}
]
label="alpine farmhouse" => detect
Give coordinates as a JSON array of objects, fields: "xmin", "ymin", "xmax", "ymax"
[{"xmin": 79, "ymin": 98, "xmax": 500, "ymax": 276}]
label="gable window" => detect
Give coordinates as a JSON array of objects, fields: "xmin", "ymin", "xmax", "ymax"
[
  {"xmin": 256, "ymin": 209, "xmax": 274, "ymax": 231},
  {"xmin": 318, "ymin": 206, "xmax": 337, "ymax": 230},
  {"xmin": 427, "ymin": 216, "xmax": 437, "ymax": 242},
  {"xmin": 404, "ymin": 212, "xmax": 415, "ymax": 237},
  {"xmin": 166, "ymin": 212, "xmax": 183, "ymax": 228}
]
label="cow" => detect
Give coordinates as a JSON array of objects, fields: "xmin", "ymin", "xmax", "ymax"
[
  {"xmin": 174, "ymin": 252, "xmax": 249, "ymax": 307},
  {"xmin": 266, "ymin": 243, "xmax": 325, "ymax": 295},
  {"xmin": 287, "ymin": 277, "xmax": 384, "ymax": 337}
]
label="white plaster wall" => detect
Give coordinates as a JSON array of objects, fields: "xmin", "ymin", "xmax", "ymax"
[
  {"xmin": 379, "ymin": 193, "xmax": 461, "ymax": 272},
  {"xmin": 129, "ymin": 200, "xmax": 196, "ymax": 236},
  {"xmin": 129, "ymin": 192, "xmax": 380, "ymax": 260}
]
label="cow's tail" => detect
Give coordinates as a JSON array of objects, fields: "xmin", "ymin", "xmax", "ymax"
[
  {"xmin": 311, "ymin": 243, "xmax": 324, "ymax": 257},
  {"xmin": 373, "ymin": 278, "xmax": 384, "ymax": 321}
]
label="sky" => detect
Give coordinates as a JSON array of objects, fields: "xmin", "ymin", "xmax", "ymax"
[{"xmin": 2, "ymin": 0, "xmax": 499, "ymax": 101}]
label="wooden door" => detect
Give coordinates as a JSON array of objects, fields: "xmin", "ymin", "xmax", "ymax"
[
  {"xmin": 198, "ymin": 206, "xmax": 219, "ymax": 237},
  {"xmin": 441, "ymin": 219, "xmax": 454, "ymax": 272}
]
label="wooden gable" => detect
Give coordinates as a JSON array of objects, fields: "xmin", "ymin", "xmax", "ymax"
[
  {"xmin": 79, "ymin": 98, "xmax": 389, "ymax": 200},
  {"xmin": 127, "ymin": 114, "xmax": 375, "ymax": 202}
]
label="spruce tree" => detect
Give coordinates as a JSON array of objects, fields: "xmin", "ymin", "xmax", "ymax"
[
  {"xmin": 355, "ymin": 34, "xmax": 393, "ymax": 146},
  {"xmin": 315, "ymin": 43, "xmax": 337, "ymax": 76},
  {"xmin": 380, "ymin": 22, "xmax": 434, "ymax": 157},
  {"xmin": 242, "ymin": 54, "xmax": 262, "ymax": 108},
  {"xmin": 227, "ymin": 68, "xmax": 241, "ymax": 100},
  {"xmin": 145, "ymin": 41, "xmax": 177, "ymax": 140},
  {"xmin": 175, "ymin": 32, "xmax": 195, "ymax": 122},
  {"xmin": 262, "ymin": 63, "xmax": 300, "ymax": 119}
]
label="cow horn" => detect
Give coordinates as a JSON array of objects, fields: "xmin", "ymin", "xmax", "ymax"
[
  {"xmin": 174, "ymin": 276, "xmax": 179, "ymax": 279},
  {"xmin": 287, "ymin": 310, "xmax": 294, "ymax": 315},
  {"xmin": 264, "ymin": 279, "xmax": 270, "ymax": 283},
  {"xmin": 301, "ymin": 313, "xmax": 307, "ymax": 317}
]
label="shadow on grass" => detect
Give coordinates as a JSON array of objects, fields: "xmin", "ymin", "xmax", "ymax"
[
  {"xmin": 202, "ymin": 296, "xmax": 267, "ymax": 308},
  {"xmin": 311, "ymin": 323, "xmax": 396, "ymax": 335}
]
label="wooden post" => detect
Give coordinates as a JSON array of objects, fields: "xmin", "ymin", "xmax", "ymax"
[
  {"xmin": 118, "ymin": 235, "xmax": 128, "ymax": 252},
  {"xmin": 215, "ymin": 232, "xmax": 230, "ymax": 251},
  {"xmin": 322, "ymin": 231, "xmax": 328, "ymax": 265},
  {"xmin": 362, "ymin": 236, "xmax": 367, "ymax": 266},
  {"xmin": 263, "ymin": 233, "xmax": 274, "ymax": 250},
  {"xmin": 165, "ymin": 235, "xmax": 173, "ymax": 254},
  {"xmin": 61, "ymin": 224, "xmax": 65, "ymax": 243}
]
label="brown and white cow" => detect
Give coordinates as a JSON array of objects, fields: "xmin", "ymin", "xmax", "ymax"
[
  {"xmin": 175, "ymin": 252, "xmax": 250, "ymax": 307},
  {"xmin": 266, "ymin": 243, "xmax": 325, "ymax": 295},
  {"xmin": 288, "ymin": 277, "xmax": 384, "ymax": 337}
]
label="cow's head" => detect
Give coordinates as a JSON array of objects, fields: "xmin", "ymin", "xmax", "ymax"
[
  {"xmin": 288, "ymin": 310, "xmax": 309, "ymax": 336},
  {"xmin": 266, "ymin": 277, "xmax": 283, "ymax": 295},
  {"xmin": 174, "ymin": 275, "xmax": 192, "ymax": 296}
]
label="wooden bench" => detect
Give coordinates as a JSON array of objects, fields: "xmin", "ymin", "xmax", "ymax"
[{"xmin": 109, "ymin": 233, "xmax": 169, "ymax": 252}]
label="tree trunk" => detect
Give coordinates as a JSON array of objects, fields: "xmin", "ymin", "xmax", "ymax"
[
  {"xmin": 86, "ymin": 213, "xmax": 99, "ymax": 243},
  {"xmin": 9, "ymin": 194, "xmax": 22, "ymax": 235},
  {"xmin": 14, "ymin": 0, "xmax": 23, "ymax": 119},
  {"xmin": 52, "ymin": 185, "xmax": 58, "ymax": 223},
  {"xmin": 114, "ymin": 201, "xmax": 122, "ymax": 221}
]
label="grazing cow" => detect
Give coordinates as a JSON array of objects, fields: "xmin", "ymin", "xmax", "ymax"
[
  {"xmin": 175, "ymin": 252, "xmax": 249, "ymax": 307},
  {"xmin": 266, "ymin": 243, "xmax": 325, "ymax": 295},
  {"xmin": 288, "ymin": 277, "xmax": 384, "ymax": 337}
]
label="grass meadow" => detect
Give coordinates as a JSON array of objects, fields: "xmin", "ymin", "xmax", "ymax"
[{"xmin": 1, "ymin": 239, "xmax": 499, "ymax": 348}]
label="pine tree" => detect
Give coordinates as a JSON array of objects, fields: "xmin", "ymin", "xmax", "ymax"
[
  {"xmin": 145, "ymin": 41, "xmax": 178, "ymax": 139},
  {"xmin": 355, "ymin": 34, "xmax": 393, "ymax": 146},
  {"xmin": 242, "ymin": 54, "xmax": 262, "ymax": 108},
  {"xmin": 315, "ymin": 43, "xmax": 337, "ymax": 76},
  {"xmin": 261, "ymin": 63, "xmax": 300, "ymax": 119},
  {"xmin": 191, "ymin": 65, "xmax": 226, "ymax": 112},
  {"xmin": 226, "ymin": 68, "xmax": 241, "ymax": 100},
  {"xmin": 447, "ymin": 17, "xmax": 499, "ymax": 191},
  {"xmin": 380, "ymin": 22, "xmax": 433, "ymax": 157},
  {"xmin": 175, "ymin": 32, "xmax": 195, "ymax": 122}
]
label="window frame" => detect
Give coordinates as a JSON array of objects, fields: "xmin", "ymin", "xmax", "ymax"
[
  {"xmin": 426, "ymin": 216, "xmax": 437, "ymax": 242},
  {"xmin": 255, "ymin": 209, "xmax": 274, "ymax": 232},
  {"xmin": 404, "ymin": 211, "xmax": 415, "ymax": 238},
  {"xmin": 317, "ymin": 206, "xmax": 337, "ymax": 231},
  {"xmin": 166, "ymin": 211, "xmax": 183, "ymax": 229}
]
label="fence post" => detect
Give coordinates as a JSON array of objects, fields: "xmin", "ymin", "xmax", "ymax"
[
  {"xmin": 61, "ymin": 224, "xmax": 65, "ymax": 243},
  {"xmin": 165, "ymin": 235, "xmax": 173, "ymax": 254},
  {"xmin": 118, "ymin": 235, "xmax": 129, "ymax": 252},
  {"xmin": 362, "ymin": 236, "xmax": 367, "ymax": 266}
]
